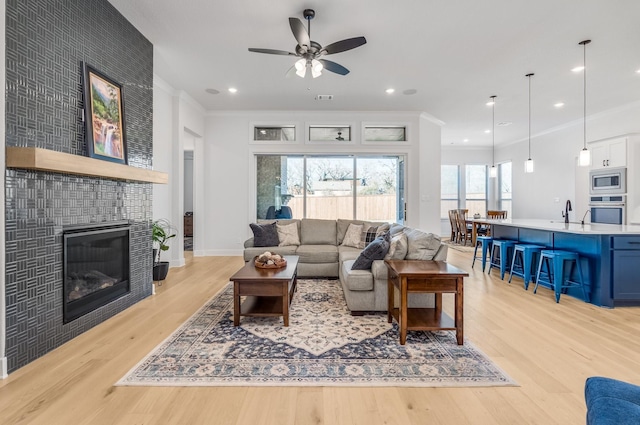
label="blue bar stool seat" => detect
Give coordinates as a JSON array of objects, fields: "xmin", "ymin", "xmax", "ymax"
[
  {"xmin": 472, "ymin": 236, "xmax": 493, "ymax": 272},
  {"xmin": 534, "ymin": 250, "xmax": 589, "ymax": 303},
  {"xmin": 508, "ymin": 244, "xmax": 545, "ymax": 289},
  {"xmin": 487, "ymin": 239, "xmax": 517, "ymax": 280}
]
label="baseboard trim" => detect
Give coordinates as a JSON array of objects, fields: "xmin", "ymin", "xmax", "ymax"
[{"xmin": 1, "ymin": 357, "xmax": 7, "ymax": 379}]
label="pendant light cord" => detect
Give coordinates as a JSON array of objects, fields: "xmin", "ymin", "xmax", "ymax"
[
  {"xmin": 527, "ymin": 74, "xmax": 532, "ymax": 158},
  {"xmin": 491, "ymin": 96, "xmax": 495, "ymax": 167},
  {"xmin": 583, "ymin": 42, "xmax": 587, "ymax": 150}
]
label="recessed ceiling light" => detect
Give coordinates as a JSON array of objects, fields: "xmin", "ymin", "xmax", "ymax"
[
  {"xmin": 554, "ymin": 102, "xmax": 565, "ymax": 108},
  {"xmin": 385, "ymin": 88, "xmax": 395, "ymax": 94},
  {"xmin": 403, "ymin": 89, "xmax": 418, "ymax": 95},
  {"xmin": 228, "ymin": 87, "xmax": 238, "ymax": 93},
  {"xmin": 484, "ymin": 129, "xmax": 491, "ymax": 134},
  {"xmin": 572, "ymin": 66, "xmax": 585, "ymax": 72},
  {"xmin": 205, "ymin": 88, "xmax": 220, "ymax": 95},
  {"xmin": 463, "ymin": 139, "xmax": 469, "ymax": 143}
]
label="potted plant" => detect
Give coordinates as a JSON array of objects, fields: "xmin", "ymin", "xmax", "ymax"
[{"xmin": 152, "ymin": 219, "xmax": 176, "ymax": 282}]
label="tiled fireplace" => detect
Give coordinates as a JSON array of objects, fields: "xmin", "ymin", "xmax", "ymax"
[{"xmin": 4, "ymin": 0, "xmax": 154, "ymax": 373}]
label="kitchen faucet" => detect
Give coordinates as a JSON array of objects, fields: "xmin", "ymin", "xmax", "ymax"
[
  {"xmin": 581, "ymin": 209, "xmax": 591, "ymax": 225},
  {"xmin": 562, "ymin": 200, "xmax": 573, "ymax": 224}
]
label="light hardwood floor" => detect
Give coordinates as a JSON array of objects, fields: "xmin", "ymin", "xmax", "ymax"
[{"xmin": 1, "ymin": 248, "xmax": 639, "ymax": 425}]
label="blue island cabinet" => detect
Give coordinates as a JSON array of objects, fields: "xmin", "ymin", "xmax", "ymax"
[
  {"xmin": 491, "ymin": 221, "xmax": 640, "ymax": 308},
  {"xmin": 611, "ymin": 236, "xmax": 640, "ymax": 302}
]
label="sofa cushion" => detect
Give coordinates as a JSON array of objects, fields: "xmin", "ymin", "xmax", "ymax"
[
  {"xmin": 341, "ymin": 260, "xmax": 374, "ymax": 291},
  {"xmin": 342, "ymin": 223, "xmax": 364, "ymax": 248},
  {"xmin": 277, "ymin": 222, "xmax": 301, "ymax": 246},
  {"xmin": 243, "ymin": 245, "xmax": 297, "ymax": 262},
  {"xmin": 249, "ymin": 222, "xmax": 280, "ymax": 247},
  {"xmin": 404, "ymin": 228, "xmax": 441, "ymax": 260},
  {"xmin": 352, "ymin": 232, "xmax": 391, "ymax": 270},
  {"xmin": 359, "ymin": 225, "xmax": 379, "ymax": 249},
  {"xmin": 375, "ymin": 223, "xmax": 391, "ymax": 238},
  {"xmin": 337, "ymin": 219, "xmax": 368, "ymax": 244},
  {"xmin": 338, "ymin": 245, "xmax": 361, "ymax": 262},
  {"xmin": 385, "ymin": 231, "xmax": 408, "ymax": 260},
  {"xmin": 301, "ymin": 219, "xmax": 337, "ymax": 245},
  {"xmin": 295, "ymin": 245, "xmax": 338, "ymax": 263},
  {"xmin": 371, "ymin": 260, "xmax": 389, "ymax": 280}
]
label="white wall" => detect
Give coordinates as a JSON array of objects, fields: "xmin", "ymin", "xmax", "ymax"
[
  {"xmin": 495, "ymin": 101, "xmax": 640, "ymax": 222},
  {"xmin": 200, "ymin": 111, "xmax": 442, "ymax": 255},
  {"xmin": 152, "ymin": 74, "xmax": 205, "ymax": 267}
]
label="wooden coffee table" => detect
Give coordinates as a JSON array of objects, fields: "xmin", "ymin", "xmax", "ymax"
[
  {"xmin": 385, "ymin": 260, "xmax": 468, "ymax": 345},
  {"xmin": 230, "ymin": 255, "xmax": 299, "ymax": 327}
]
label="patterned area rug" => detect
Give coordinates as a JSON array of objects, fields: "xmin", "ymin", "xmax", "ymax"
[
  {"xmin": 444, "ymin": 240, "xmax": 476, "ymax": 253},
  {"xmin": 116, "ymin": 279, "xmax": 516, "ymax": 387}
]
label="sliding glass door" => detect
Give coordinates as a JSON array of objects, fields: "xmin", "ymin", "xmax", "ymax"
[{"xmin": 256, "ymin": 154, "xmax": 405, "ymax": 222}]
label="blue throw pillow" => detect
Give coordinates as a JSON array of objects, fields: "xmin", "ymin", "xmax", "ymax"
[
  {"xmin": 352, "ymin": 232, "xmax": 391, "ymax": 270},
  {"xmin": 250, "ymin": 222, "xmax": 280, "ymax": 247}
]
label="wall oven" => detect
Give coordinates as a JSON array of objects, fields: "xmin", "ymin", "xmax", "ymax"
[
  {"xmin": 590, "ymin": 167, "xmax": 626, "ymax": 195},
  {"xmin": 589, "ymin": 195, "xmax": 626, "ymax": 225}
]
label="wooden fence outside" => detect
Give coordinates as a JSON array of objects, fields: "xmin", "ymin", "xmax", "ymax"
[{"xmin": 287, "ymin": 194, "xmax": 396, "ymax": 222}]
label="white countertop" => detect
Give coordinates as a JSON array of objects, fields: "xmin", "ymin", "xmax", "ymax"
[{"xmin": 485, "ymin": 218, "xmax": 640, "ymax": 235}]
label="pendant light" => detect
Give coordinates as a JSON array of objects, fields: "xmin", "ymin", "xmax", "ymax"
[
  {"xmin": 489, "ymin": 95, "xmax": 497, "ymax": 178},
  {"xmin": 524, "ymin": 73, "xmax": 535, "ymax": 173},
  {"xmin": 578, "ymin": 40, "xmax": 592, "ymax": 167}
]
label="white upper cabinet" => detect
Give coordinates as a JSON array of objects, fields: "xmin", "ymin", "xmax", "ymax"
[{"xmin": 589, "ymin": 137, "xmax": 627, "ymax": 169}]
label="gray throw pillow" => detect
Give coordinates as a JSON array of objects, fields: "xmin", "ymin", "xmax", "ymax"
[
  {"xmin": 249, "ymin": 222, "xmax": 280, "ymax": 247},
  {"xmin": 351, "ymin": 232, "xmax": 391, "ymax": 270}
]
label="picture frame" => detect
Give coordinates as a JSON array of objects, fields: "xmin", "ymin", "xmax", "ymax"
[{"xmin": 82, "ymin": 62, "xmax": 127, "ymax": 164}]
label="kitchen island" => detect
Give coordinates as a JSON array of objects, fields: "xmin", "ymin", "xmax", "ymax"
[{"xmin": 488, "ymin": 219, "xmax": 640, "ymax": 307}]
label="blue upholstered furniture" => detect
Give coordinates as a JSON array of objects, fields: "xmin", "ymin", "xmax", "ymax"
[{"xmin": 585, "ymin": 377, "xmax": 640, "ymax": 425}]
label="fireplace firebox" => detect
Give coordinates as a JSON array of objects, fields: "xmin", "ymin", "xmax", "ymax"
[{"xmin": 63, "ymin": 221, "xmax": 131, "ymax": 323}]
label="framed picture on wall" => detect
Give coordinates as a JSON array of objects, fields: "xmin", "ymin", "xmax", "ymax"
[{"xmin": 82, "ymin": 62, "xmax": 127, "ymax": 164}]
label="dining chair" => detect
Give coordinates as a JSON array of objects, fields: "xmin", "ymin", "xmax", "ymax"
[
  {"xmin": 448, "ymin": 210, "xmax": 459, "ymax": 242},
  {"xmin": 455, "ymin": 209, "xmax": 473, "ymax": 245},
  {"xmin": 487, "ymin": 210, "xmax": 508, "ymax": 219}
]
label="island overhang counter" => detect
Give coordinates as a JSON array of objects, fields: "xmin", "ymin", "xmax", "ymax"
[{"xmin": 487, "ymin": 219, "xmax": 640, "ymax": 307}]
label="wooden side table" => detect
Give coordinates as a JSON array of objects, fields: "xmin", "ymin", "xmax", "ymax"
[{"xmin": 385, "ymin": 260, "xmax": 468, "ymax": 345}]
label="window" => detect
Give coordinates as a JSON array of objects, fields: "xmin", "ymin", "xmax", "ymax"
[
  {"xmin": 465, "ymin": 165, "xmax": 487, "ymax": 217},
  {"xmin": 255, "ymin": 155, "xmax": 405, "ymax": 223},
  {"xmin": 363, "ymin": 126, "xmax": 406, "ymax": 142},
  {"xmin": 499, "ymin": 161, "xmax": 512, "ymax": 217},
  {"xmin": 253, "ymin": 125, "xmax": 295, "ymax": 141},
  {"xmin": 440, "ymin": 165, "xmax": 459, "ymax": 218},
  {"xmin": 308, "ymin": 126, "xmax": 351, "ymax": 142}
]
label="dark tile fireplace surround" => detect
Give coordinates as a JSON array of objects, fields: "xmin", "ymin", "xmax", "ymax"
[{"xmin": 5, "ymin": 0, "xmax": 154, "ymax": 373}]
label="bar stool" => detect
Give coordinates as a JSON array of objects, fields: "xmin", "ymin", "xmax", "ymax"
[
  {"xmin": 508, "ymin": 244, "xmax": 545, "ymax": 289},
  {"xmin": 534, "ymin": 250, "xmax": 589, "ymax": 303},
  {"xmin": 487, "ymin": 239, "xmax": 517, "ymax": 280},
  {"xmin": 472, "ymin": 236, "xmax": 493, "ymax": 272}
]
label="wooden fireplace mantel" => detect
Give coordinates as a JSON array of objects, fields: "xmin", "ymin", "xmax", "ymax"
[{"xmin": 5, "ymin": 147, "xmax": 168, "ymax": 184}]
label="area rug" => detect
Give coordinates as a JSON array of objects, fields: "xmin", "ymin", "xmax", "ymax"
[
  {"xmin": 443, "ymin": 239, "xmax": 476, "ymax": 253},
  {"xmin": 116, "ymin": 279, "xmax": 516, "ymax": 387}
]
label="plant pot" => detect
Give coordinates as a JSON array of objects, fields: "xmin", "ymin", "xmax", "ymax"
[{"xmin": 153, "ymin": 262, "xmax": 170, "ymax": 281}]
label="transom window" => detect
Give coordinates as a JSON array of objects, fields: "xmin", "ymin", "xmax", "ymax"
[{"xmin": 253, "ymin": 126, "xmax": 295, "ymax": 141}]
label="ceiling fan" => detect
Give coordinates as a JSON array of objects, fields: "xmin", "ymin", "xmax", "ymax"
[{"xmin": 248, "ymin": 9, "xmax": 367, "ymax": 78}]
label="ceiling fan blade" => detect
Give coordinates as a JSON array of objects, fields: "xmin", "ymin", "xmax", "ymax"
[
  {"xmin": 289, "ymin": 17, "xmax": 310, "ymax": 49},
  {"xmin": 318, "ymin": 59, "xmax": 350, "ymax": 76},
  {"xmin": 248, "ymin": 48, "xmax": 296, "ymax": 56},
  {"xmin": 322, "ymin": 36, "xmax": 367, "ymax": 55}
]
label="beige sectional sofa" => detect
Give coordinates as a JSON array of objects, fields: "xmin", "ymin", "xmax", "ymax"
[{"xmin": 243, "ymin": 218, "xmax": 448, "ymax": 314}]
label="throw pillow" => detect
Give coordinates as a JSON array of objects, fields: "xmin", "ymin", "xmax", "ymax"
[
  {"xmin": 384, "ymin": 232, "xmax": 408, "ymax": 260},
  {"xmin": 249, "ymin": 222, "xmax": 279, "ymax": 247},
  {"xmin": 375, "ymin": 223, "xmax": 391, "ymax": 238},
  {"xmin": 277, "ymin": 222, "xmax": 301, "ymax": 246},
  {"xmin": 342, "ymin": 223, "xmax": 364, "ymax": 248},
  {"xmin": 359, "ymin": 225, "xmax": 378, "ymax": 249},
  {"xmin": 352, "ymin": 232, "xmax": 391, "ymax": 270}
]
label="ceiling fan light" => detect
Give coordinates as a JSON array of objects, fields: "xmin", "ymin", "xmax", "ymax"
[
  {"xmin": 295, "ymin": 59, "xmax": 307, "ymax": 78},
  {"xmin": 311, "ymin": 59, "xmax": 323, "ymax": 78}
]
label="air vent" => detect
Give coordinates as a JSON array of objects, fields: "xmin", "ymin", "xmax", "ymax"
[{"xmin": 315, "ymin": 95, "xmax": 333, "ymax": 101}]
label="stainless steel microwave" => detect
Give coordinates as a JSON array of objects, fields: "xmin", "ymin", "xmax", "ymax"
[{"xmin": 589, "ymin": 167, "xmax": 626, "ymax": 195}]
